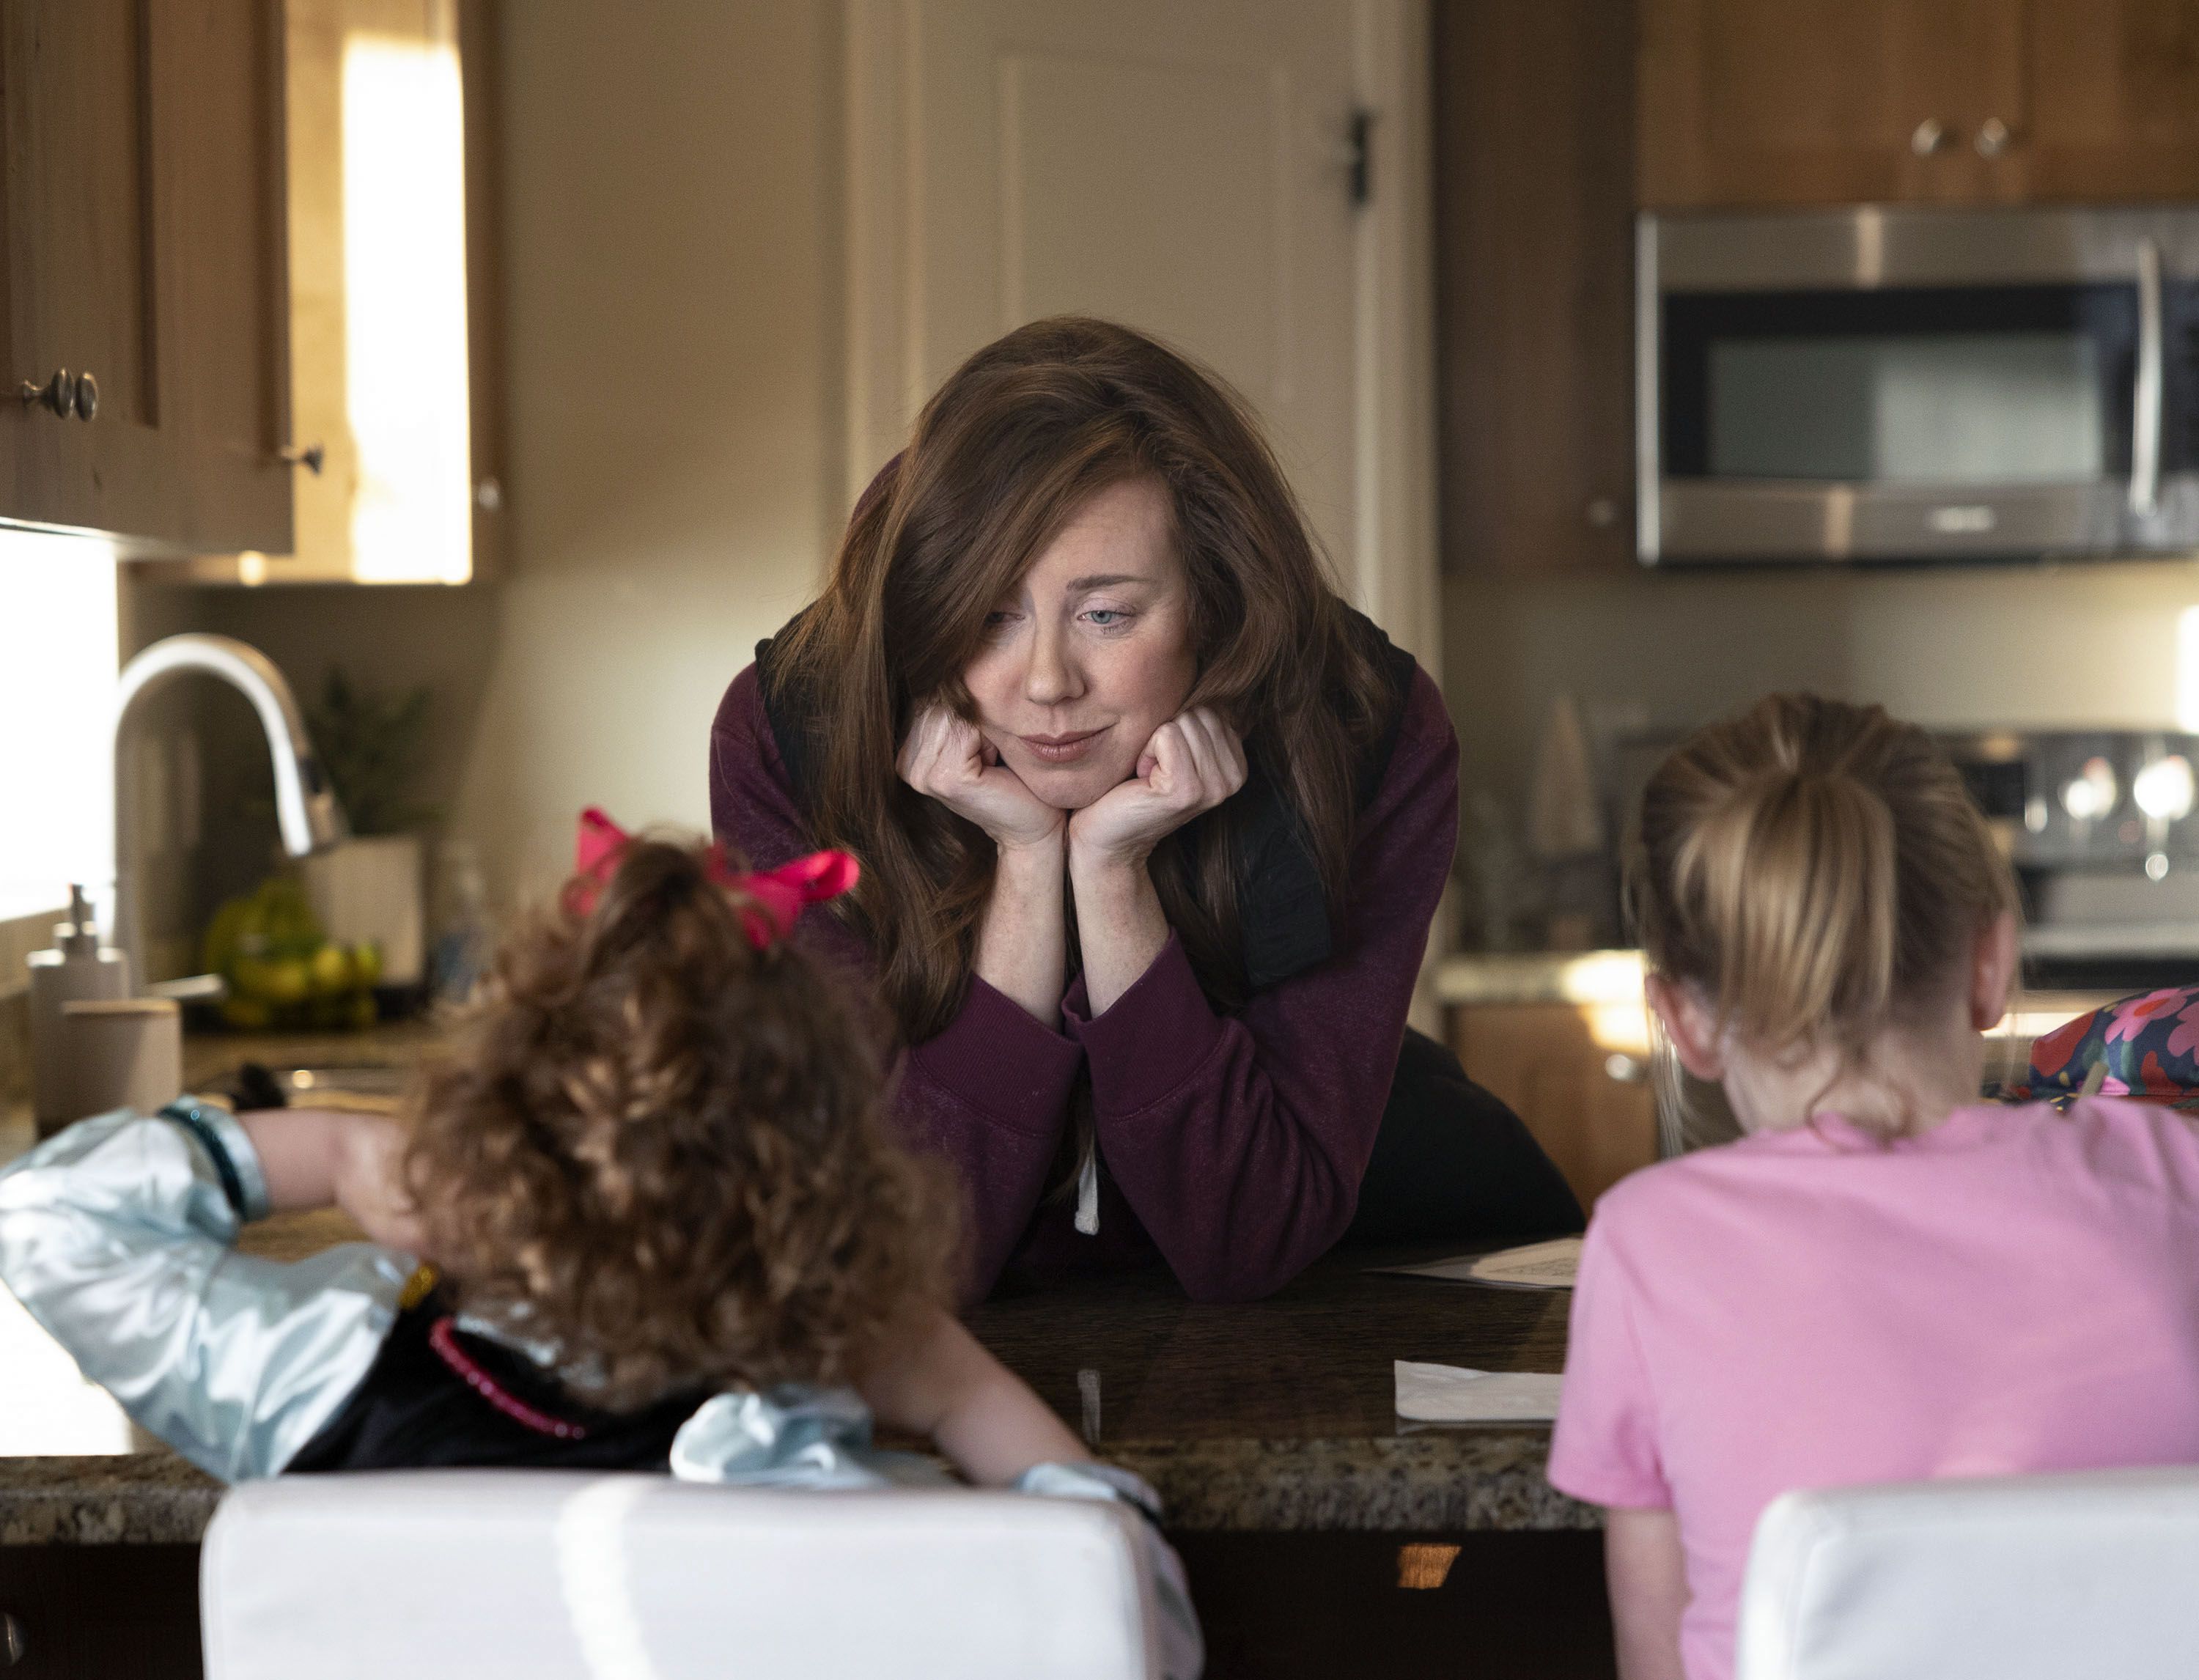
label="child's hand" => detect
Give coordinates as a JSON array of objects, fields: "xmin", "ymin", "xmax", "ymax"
[
  {"xmin": 858, "ymin": 1308, "xmax": 1086, "ymax": 1486},
  {"xmin": 240, "ymin": 1105, "xmax": 428, "ymax": 1252},
  {"xmin": 329, "ymin": 1111, "xmax": 428, "ymax": 1253}
]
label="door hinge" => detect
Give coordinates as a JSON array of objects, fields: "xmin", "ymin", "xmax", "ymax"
[{"xmin": 1347, "ymin": 108, "xmax": 1374, "ymax": 207}]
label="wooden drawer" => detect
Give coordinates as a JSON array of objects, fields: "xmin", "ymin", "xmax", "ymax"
[{"xmin": 1450, "ymin": 1001, "xmax": 1658, "ymax": 1211}]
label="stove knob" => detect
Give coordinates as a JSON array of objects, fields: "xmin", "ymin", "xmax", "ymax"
[
  {"xmin": 2134, "ymin": 755, "xmax": 2196, "ymax": 823},
  {"xmin": 2061, "ymin": 756, "xmax": 2118, "ymax": 822}
]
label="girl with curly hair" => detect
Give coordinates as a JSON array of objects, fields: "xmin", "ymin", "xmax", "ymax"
[{"xmin": 0, "ymin": 816, "xmax": 1198, "ymax": 1672}]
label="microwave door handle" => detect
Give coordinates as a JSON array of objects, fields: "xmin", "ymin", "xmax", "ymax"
[{"xmin": 2132, "ymin": 236, "xmax": 2164, "ymax": 520}]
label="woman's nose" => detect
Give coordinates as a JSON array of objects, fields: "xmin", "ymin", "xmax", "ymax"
[{"xmin": 1024, "ymin": 623, "xmax": 1083, "ymax": 707}]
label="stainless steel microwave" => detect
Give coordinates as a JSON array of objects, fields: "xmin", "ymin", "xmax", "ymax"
[{"xmin": 1638, "ymin": 205, "xmax": 2199, "ymax": 565}]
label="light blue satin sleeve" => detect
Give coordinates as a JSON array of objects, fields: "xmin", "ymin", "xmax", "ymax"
[
  {"xmin": 0, "ymin": 1108, "xmax": 410, "ymax": 1484},
  {"xmin": 670, "ymin": 1388, "xmax": 1204, "ymax": 1679}
]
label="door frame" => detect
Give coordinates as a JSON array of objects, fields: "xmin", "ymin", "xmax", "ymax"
[{"xmin": 839, "ymin": 0, "xmax": 1440, "ymax": 688}]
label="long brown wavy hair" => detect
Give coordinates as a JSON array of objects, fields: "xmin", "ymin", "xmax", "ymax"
[
  {"xmin": 770, "ymin": 316, "xmax": 1397, "ymax": 1042},
  {"xmin": 403, "ymin": 835, "xmax": 957, "ymax": 1412}
]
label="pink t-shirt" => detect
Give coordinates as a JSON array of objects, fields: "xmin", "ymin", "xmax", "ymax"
[{"xmin": 1547, "ymin": 1097, "xmax": 2199, "ymax": 1680}]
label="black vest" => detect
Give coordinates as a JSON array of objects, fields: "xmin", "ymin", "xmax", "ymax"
[
  {"xmin": 754, "ymin": 606, "xmax": 1421, "ymax": 995},
  {"xmin": 287, "ymin": 1295, "xmax": 710, "ymax": 1474}
]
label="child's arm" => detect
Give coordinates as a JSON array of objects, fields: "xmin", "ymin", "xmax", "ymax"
[
  {"xmin": 1605, "ymin": 1506, "xmax": 1689, "ymax": 1680},
  {"xmin": 857, "ymin": 1308, "xmax": 1088, "ymax": 1486},
  {"xmin": 0, "ymin": 1103, "xmax": 415, "ymax": 1481},
  {"xmin": 237, "ymin": 1105, "xmax": 424, "ymax": 1249},
  {"xmin": 856, "ymin": 1309, "xmax": 1205, "ymax": 1680}
]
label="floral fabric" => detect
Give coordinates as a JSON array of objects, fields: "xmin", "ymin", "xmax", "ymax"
[{"xmin": 2013, "ymin": 987, "xmax": 2199, "ymax": 1108}]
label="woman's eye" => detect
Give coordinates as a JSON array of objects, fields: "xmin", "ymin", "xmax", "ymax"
[
  {"xmin": 1084, "ymin": 608, "xmax": 1132, "ymax": 629},
  {"xmin": 983, "ymin": 610, "xmax": 1017, "ymax": 630}
]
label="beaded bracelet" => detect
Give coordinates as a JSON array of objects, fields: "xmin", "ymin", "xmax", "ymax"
[{"xmin": 159, "ymin": 1097, "xmax": 249, "ymax": 1220}]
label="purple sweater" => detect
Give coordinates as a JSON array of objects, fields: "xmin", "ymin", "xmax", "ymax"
[{"xmin": 707, "ymin": 663, "xmax": 1459, "ymax": 1303}]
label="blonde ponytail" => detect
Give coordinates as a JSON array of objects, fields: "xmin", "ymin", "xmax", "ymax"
[{"xmin": 1629, "ymin": 695, "xmax": 2014, "ymax": 1078}]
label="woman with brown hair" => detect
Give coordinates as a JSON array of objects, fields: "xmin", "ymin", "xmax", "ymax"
[{"xmin": 711, "ymin": 317, "xmax": 1578, "ymax": 1303}]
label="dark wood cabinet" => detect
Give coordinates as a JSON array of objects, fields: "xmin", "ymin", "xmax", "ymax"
[
  {"xmin": 0, "ymin": 1544, "xmax": 202, "ymax": 1680},
  {"xmin": 2019, "ymin": 0, "xmax": 2199, "ymax": 201},
  {"xmin": 1434, "ymin": 0, "xmax": 1638, "ymax": 575},
  {"xmin": 0, "ymin": 1, "xmax": 291, "ymax": 556},
  {"xmin": 1640, "ymin": 0, "xmax": 2199, "ymax": 209}
]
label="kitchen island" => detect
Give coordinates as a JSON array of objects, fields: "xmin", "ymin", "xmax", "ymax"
[
  {"xmin": 1, "ymin": 1237, "xmax": 1586, "ymax": 1541},
  {"xmin": 4, "ymin": 1027, "xmax": 1611, "ymax": 1677}
]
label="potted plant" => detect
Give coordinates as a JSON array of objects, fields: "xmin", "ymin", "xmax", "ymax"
[{"xmin": 298, "ymin": 668, "xmax": 438, "ymax": 1006}]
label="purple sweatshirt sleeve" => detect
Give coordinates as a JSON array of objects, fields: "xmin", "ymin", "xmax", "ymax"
[
  {"xmin": 709, "ymin": 660, "xmax": 1459, "ymax": 1305},
  {"xmin": 1059, "ymin": 669, "xmax": 1458, "ymax": 1301},
  {"xmin": 708, "ymin": 666, "xmax": 1084, "ymax": 1294}
]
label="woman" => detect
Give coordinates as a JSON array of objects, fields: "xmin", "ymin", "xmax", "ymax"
[{"xmin": 711, "ymin": 317, "xmax": 1577, "ymax": 1303}]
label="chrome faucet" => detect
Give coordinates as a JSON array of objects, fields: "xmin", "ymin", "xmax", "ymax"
[{"xmin": 110, "ymin": 634, "xmax": 349, "ymax": 988}]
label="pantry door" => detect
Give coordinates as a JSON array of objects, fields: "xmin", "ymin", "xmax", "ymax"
[{"xmin": 845, "ymin": 0, "xmax": 1437, "ymax": 677}]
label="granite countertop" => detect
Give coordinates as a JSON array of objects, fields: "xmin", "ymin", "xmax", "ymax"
[
  {"xmin": 966, "ymin": 1245, "xmax": 1588, "ymax": 1533},
  {"xmin": 180, "ymin": 1017, "xmax": 445, "ymax": 1091},
  {"xmin": 1, "ymin": 1234, "xmax": 1591, "ymax": 1542}
]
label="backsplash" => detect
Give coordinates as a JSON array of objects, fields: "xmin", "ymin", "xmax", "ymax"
[{"xmin": 0, "ymin": 908, "xmax": 62, "ymax": 1107}]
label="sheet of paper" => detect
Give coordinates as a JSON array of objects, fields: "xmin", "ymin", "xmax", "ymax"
[
  {"xmin": 1371, "ymin": 1235, "xmax": 1583, "ymax": 1289},
  {"xmin": 1394, "ymin": 1360, "xmax": 1563, "ymax": 1423}
]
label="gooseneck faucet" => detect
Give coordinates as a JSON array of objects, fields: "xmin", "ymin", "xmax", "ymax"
[{"xmin": 110, "ymin": 634, "xmax": 349, "ymax": 988}]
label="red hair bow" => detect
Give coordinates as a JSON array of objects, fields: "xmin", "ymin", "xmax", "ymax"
[{"xmin": 570, "ymin": 807, "xmax": 858, "ymax": 949}]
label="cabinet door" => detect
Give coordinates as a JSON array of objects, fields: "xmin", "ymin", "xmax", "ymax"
[
  {"xmin": 1451, "ymin": 1002, "xmax": 1658, "ymax": 1210},
  {"xmin": 1639, "ymin": 0, "xmax": 2025, "ymax": 207},
  {"xmin": 0, "ymin": 0, "xmax": 290, "ymax": 554},
  {"xmin": 2017, "ymin": 0, "xmax": 2199, "ymax": 201},
  {"xmin": 1435, "ymin": 0, "xmax": 1635, "ymax": 575}
]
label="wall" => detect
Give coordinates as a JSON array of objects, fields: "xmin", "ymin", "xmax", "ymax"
[
  {"xmin": 1445, "ymin": 556, "xmax": 2199, "ymax": 810},
  {"xmin": 126, "ymin": 0, "xmax": 847, "ymax": 916}
]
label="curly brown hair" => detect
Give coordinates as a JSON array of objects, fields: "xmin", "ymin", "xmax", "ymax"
[{"xmin": 402, "ymin": 833, "xmax": 957, "ymax": 1412}]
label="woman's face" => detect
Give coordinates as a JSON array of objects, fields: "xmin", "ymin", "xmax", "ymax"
[{"xmin": 962, "ymin": 476, "xmax": 1197, "ymax": 811}]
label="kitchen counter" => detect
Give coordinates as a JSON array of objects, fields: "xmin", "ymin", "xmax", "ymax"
[
  {"xmin": 1435, "ymin": 951, "xmax": 1644, "ymax": 1008},
  {"xmin": 0, "ymin": 1239, "xmax": 1589, "ymax": 1541},
  {"xmin": 180, "ymin": 1017, "xmax": 445, "ymax": 1091}
]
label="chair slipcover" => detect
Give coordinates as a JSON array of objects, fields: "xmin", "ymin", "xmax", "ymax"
[
  {"xmin": 201, "ymin": 1470, "xmax": 1163, "ymax": 1680},
  {"xmin": 1736, "ymin": 1466, "xmax": 2199, "ymax": 1680}
]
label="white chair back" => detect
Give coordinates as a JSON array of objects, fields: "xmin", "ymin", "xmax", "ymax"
[
  {"xmin": 201, "ymin": 1470, "xmax": 1163, "ymax": 1680},
  {"xmin": 1736, "ymin": 1466, "xmax": 2199, "ymax": 1680}
]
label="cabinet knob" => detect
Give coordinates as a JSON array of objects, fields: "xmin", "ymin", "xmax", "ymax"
[
  {"xmin": 72, "ymin": 370, "xmax": 97, "ymax": 421},
  {"xmin": 17, "ymin": 369, "xmax": 72, "ymax": 417},
  {"xmin": 1, "ymin": 1610, "xmax": 22, "ymax": 1667},
  {"xmin": 1605, "ymin": 1053, "xmax": 1647, "ymax": 1085},
  {"xmin": 1975, "ymin": 117, "xmax": 2012, "ymax": 158},
  {"xmin": 1585, "ymin": 496, "xmax": 1618, "ymax": 528},
  {"xmin": 1909, "ymin": 117, "xmax": 1953, "ymax": 157}
]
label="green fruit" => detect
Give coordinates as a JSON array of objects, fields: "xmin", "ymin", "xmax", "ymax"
[
  {"xmin": 309, "ymin": 943, "xmax": 353, "ymax": 997},
  {"xmin": 229, "ymin": 956, "xmax": 273, "ymax": 1001},
  {"xmin": 201, "ymin": 896, "xmax": 252, "ymax": 978},
  {"xmin": 349, "ymin": 992, "xmax": 378, "ymax": 1031},
  {"xmin": 261, "ymin": 958, "xmax": 312, "ymax": 1006},
  {"xmin": 221, "ymin": 995, "xmax": 271, "ymax": 1031},
  {"xmin": 351, "ymin": 941, "xmax": 383, "ymax": 990}
]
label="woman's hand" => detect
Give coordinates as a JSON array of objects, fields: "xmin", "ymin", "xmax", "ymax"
[
  {"xmin": 897, "ymin": 704, "xmax": 1064, "ymax": 854},
  {"xmin": 1067, "ymin": 707, "xmax": 1248, "ymax": 869}
]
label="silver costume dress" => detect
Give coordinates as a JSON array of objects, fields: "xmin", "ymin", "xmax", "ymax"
[{"xmin": 0, "ymin": 1106, "xmax": 1201, "ymax": 1678}]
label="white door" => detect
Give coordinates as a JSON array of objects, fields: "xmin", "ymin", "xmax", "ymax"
[{"xmin": 846, "ymin": 0, "xmax": 1437, "ymax": 677}]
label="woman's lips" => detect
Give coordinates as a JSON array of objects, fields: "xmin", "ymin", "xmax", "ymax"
[{"xmin": 1017, "ymin": 726, "xmax": 1108, "ymax": 764}]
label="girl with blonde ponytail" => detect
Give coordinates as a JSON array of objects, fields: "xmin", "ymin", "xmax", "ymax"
[{"xmin": 1548, "ymin": 694, "xmax": 2199, "ymax": 1680}]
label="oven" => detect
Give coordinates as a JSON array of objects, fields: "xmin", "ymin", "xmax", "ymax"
[{"xmin": 1638, "ymin": 205, "xmax": 2199, "ymax": 566}]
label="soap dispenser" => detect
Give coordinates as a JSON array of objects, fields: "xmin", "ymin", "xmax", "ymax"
[{"xmin": 26, "ymin": 885, "xmax": 131, "ymax": 1130}]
